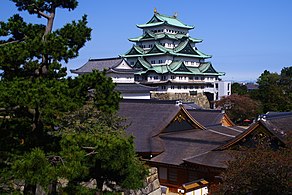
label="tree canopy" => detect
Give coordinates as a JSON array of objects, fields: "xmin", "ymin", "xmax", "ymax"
[
  {"xmin": 215, "ymin": 94, "xmax": 262, "ymax": 124},
  {"xmin": 0, "ymin": 0, "xmax": 147, "ymax": 194},
  {"xmin": 251, "ymin": 67, "xmax": 292, "ymax": 113},
  {"xmin": 219, "ymin": 143, "xmax": 291, "ymax": 195}
]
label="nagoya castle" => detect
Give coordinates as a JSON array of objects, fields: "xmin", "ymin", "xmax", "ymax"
[{"xmin": 72, "ymin": 9, "xmax": 231, "ymax": 106}]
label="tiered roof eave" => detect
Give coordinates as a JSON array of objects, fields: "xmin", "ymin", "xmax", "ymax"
[
  {"xmin": 128, "ymin": 32, "xmax": 203, "ymax": 43},
  {"xmin": 136, "ymin": 13, "xmax": 194, "ymax": 30},
  {"xmin": 122, "ymin": 42, "xmax": 211, "ymax": 59}
]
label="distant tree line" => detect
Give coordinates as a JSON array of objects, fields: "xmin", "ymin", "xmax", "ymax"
[{"xmin": 215, "ymin": 66, "xmax": 292, "ymax": 124}]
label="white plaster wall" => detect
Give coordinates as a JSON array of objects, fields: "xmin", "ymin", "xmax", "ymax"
[
  {"xmin": 107, "ymin": 73, "xmax": 135, "ymax": 83},
  {"xmin": 115, "ymin": 60, "xmax": 132, "ymax": 69},
  {"xmin": 217, "ymin": 81, "xmax": 231, "ymax": 99},
  {"xmin": 121, "ymin": 93, "xmax": 151, "ymax": 99},
  {"xmin": 145, "ymin": 56, "xmax": 171, "ymax": 65},
  {"xmin": 143, "ymin": 25, "xmax": 188, "ymax": 35},
  {"xmin": 174, "ymin": 56, "xmax": 202, "ymax": 64}
]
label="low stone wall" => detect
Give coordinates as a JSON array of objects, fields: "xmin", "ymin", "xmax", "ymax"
[
  {"xmin": 124, "ymin": 167, "xmax": 161, "ymax": 195},
  {"xmin": 151, "ymin": 92, "xmax": 210, "ymax": 109}
]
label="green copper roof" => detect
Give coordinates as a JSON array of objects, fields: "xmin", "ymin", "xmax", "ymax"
[
  {"xmin": 129, "ymin": 32, "xmax": 202, "ymax": 43},
  {"xmin": 137, "ymin": 13, "xmax": 194, "ymax": 29},
  {"xmin": 134, "ymin": 61, "xmax": 223, "ymax": 76},
  {"xmin": 122, "ymin": 42, "xmax": 211, "ymax": 59},
  {"xmin": 133, "ymin": 57, "xmax": 152, "ymax": 70},
  {"xmin": 124, "ymin": 45, "xmax": 144, "ymax": 56}
]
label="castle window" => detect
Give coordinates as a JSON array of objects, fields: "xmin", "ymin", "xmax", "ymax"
[
  {"xmin": 178, "ymin": 86, "xmax": 181, "ymax": 89},
  {"xmin": 184, "ymin": 86, "xmax": 187, "ymax": 89},
  {"xmin": 171, "ymin": 86, "xmax": 175, "ymax": 89},
  {"xmin": 158, "ymin": 60, "xmax": 163, "ymax": 63},
  {"xmin": 161, "ymin": 86, "xmax": 166, "ymax": 90},
  {"xmin": 151, "ymin": 60, "xmax": 155, "ymax": 64},
  {"xmin": 171, "ymin": 76, "xmax": 175, "ymax": 79},
  {"xmin": 154, "ymin": 76, "xmax": 158, "ymax": 80}
]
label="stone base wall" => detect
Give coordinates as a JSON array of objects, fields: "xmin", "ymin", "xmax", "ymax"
[
  {"xmin": 123, "ymin": 167, "xmax": 161, "ymax": 195},
  {"xmin": 151, "ymin": 92, "xmax": 210, "ymax": 109}
]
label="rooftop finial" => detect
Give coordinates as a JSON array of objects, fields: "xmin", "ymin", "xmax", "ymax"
[
  {"xmin": 154, "ymin": 8, "xmax": 157, "ymax": 14},
  {"xmin": 174, "ymin": 12, "xmax": 178, "ymax": 18}
]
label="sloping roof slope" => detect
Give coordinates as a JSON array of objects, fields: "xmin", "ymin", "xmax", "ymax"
[
  {"xmin": 115, "ymin": 83, "xmax": 158, "ymax": 93},
  {"xmin": 118, "ymin": 100, "xmax": 182, "ymax": 153},
  {"xmin": 137, "ymin": 13, "xmax": 194, "ymax": 29},
  {"xmin": 71, "ymin": 57, "xmax": 123, "ymax": 74},
  {"xmin": 150, "ymin": 128, "xmax": 236, "ymax": 166}
]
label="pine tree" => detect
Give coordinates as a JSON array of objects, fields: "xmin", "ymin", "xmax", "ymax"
[{"xmin": 0, "ymin": 1, "xmax": 145, "ymax": 194}]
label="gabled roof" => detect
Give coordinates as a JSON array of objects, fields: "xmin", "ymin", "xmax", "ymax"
[
  {"xmin": 216, "ymin": 112, "xmax": 292, "ymax": 151},
  {"xmin": 147, "ymin": 43, "xmax": 168, "ymax": 54},
  {"xmin": 169, "ymin": 61, "xmax": 193, "ymax": 73},
  {"xmin": 133, "ymin": 57, "xmax": 152, "ymax": 70},
  {"xmin": 150, "ymin": 128, "xmax": 235, "ymax": 166},
  {"xmin": 187, "ymin": 109, "xmax": 235, "ymax": 127},
  {"xmin": 71, "ymin": 57, "xmax": 124, "ymax": 74},
  {"xmin": 118, "ymin": 100, "xmax": 204, "ymax": 153},
  {"xmin": 137, "ymin": 13, "xmax": 194, "ymax": 29},
  {"xmin": 123, "ymin": 45, "xmax": 144, "ymax": 56}
]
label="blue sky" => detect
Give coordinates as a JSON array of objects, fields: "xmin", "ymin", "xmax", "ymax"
[{"xmin": 1, "ymin": 0, "xmax": 292, "ymax": 82}]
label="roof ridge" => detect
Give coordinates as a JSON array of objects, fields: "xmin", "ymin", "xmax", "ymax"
[{"xmin": 89, "ymin": 57, "xmax": 121, "ymax": 61}]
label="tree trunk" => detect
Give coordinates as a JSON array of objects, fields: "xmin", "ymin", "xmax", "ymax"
[
  {"xmin": 48, "ymin": 180, "xmax": 58, "ymax": 195},
  {"xmin": 24, "ymin": 184, "xmax": 36, "ymax": 195},
  {"xmin": 41, "ymin": 8, "xmax": 56, "ymax": 76}
]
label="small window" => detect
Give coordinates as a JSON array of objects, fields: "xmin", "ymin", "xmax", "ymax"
[
  {"xmin": 161, "ymin": 75, "xmax": 166, "ymax": 80},
  {"xmin": 178, "ymin": 86, "xmax": 181, "ymax": 89},
  {"xmin": 183, "ymin": 86, "xmax": 187, "ymax": 89},
  {"xmin": 158, "ymin": 60, "xmax": 163, "ymax": 63},
  {"xmin": 189, "ymin": 76, "xmax": 193, "ymax": 80},
  {"xmin": 154, "ymin": 76, "xmax": 158, "ymax": 80},
  {"xmin": 171, "ymin": 76, "xmax": 175, "ymax": 79},
  {"xmin": 161, "ymin": 86, "xmax": 166, "ymax": 90},
  {"xmin": 171, "ymin": 86, "xmax": 175, "ymax": 89}
]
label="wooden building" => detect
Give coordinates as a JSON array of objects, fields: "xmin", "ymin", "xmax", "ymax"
[{"xmin": 118, "ymin": 100, "xmax": 291, "ymax": 194}]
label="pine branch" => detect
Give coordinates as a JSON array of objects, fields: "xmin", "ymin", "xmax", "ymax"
[{"xmin": 33, "ymin": 8, "xmax": 50, "ymax": 19}]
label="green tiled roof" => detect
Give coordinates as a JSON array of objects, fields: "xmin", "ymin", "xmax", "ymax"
[
  {"xmin": 133, "ymin": 57, "xmax": 152, "ymax": 70},
  {"xmin": 134, "ymin": 61, "xmax": 223, "ymax": 76},
  {"xmin": 137, "ymin": 13, "xmax": 194, "ymax": 29},
  {"xmin": 129, "ymin": 32, "xmax": 202, "ymax": 43},
  {"xmin": 124, "ymin": 45, "xmax": 144, "ymax": 56},
  {"xmin": 122, "ymin": 42, "xmax": 211, "ymax": 59}
]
